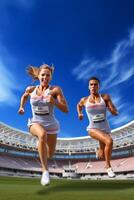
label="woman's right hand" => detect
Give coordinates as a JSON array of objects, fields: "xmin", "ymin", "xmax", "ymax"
[
  {"xmin": 18, "ymin": 107, "xmax": 25, "ymax": 115},
  {"xmin": 78, "ymin": 113, "xmax": 84, "ymax": 120}
]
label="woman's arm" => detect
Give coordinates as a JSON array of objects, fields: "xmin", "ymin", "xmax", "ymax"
[
  {"xmin": 77, "ymin": 97, "xmax": 86, "ymax": 120},
  {"xmin": 18, "ymin": 86, "xmax": 34, "ymax": 115},
  {"xmin": 50, "ymin": 86, "xmax": 69, "ymax": 113},
  {"xmin": 103, "ymin": 94, "xmax": 118, "ymax": 115}
]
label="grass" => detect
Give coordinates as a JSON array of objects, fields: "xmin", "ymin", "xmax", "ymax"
[{"xmin": 0, "ymin": 176, "xmax": 134, "ymax": 200}]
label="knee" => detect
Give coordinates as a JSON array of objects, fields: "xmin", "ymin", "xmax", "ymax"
[
  {"xmin": 89, "ymin": 130, "xmax": 95, "ymax": 137},
  {"xmin": 106, "ymin": 138, "xmax": 113, "ymax": 147},
  {"xmin": 38, "ymin": 132, "xmax": 47, "ymax": 143}
]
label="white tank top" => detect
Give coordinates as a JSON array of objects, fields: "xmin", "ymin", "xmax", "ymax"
[
  {"xmin": 29, "ymin": 85, "xmax": 59, "ymax": 130},
  {"xmin": 85, "ymin": 95, "xmax": 111, "ymax": 133}
]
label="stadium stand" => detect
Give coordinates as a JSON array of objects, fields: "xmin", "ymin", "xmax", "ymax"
[{"xmin": 0, "ymin": 121, "xmax": 134, "ymax": 179}]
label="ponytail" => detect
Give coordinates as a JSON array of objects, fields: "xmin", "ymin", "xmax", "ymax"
[
  {"xmin": 26, "ymin": 64, "xmax": 54, "ymax": 81},
  {"xmin": 26, "ymin": 65, "xmax": 39, "ymax": 81}
]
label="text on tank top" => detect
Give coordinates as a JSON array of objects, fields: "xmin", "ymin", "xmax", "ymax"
[{"xmin": 30, "ymin": 86, "xmax": 52, "ymax": 116}]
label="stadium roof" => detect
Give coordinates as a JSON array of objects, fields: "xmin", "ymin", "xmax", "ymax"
[{"xmin": 0, "ymin": 120, "xmax": 134, "ymax": 152}]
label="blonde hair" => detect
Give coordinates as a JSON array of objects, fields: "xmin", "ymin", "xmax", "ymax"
[{"xmin": 27, "ymin": 64, "xmax": 54, "ymax": 81}]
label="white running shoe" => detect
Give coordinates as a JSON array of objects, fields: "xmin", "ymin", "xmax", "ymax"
[
  {"xmin": 41, "ymin": 171, "xmax": 50, "ymax": 186},
  {"xmin": 106, "ymin": 167, "xmax": 116, "ymax": 178}
]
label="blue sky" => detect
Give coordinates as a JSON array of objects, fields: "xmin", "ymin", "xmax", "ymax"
[{"xmin": 0, "ymin": 0, "xmax": 134, "ymax": 138}]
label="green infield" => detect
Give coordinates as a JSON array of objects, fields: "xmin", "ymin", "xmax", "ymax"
[{"xmin": 0, "ymin": 176, "xmax": 134, "ymax": 200}]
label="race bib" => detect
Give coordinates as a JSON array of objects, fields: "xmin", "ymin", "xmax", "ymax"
[
  {"xmin": 92, "ymin": 113, "xmax": 105, "ymax": 122},
  {"xmin": 33, "ymin": 106, "xmax": 49, "ymax": 115}
]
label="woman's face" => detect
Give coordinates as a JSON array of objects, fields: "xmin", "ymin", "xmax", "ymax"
[
  {"xmin": 88, "ymin": 79, "xmax": 99, "ymax": 95},
  {"xmin": 38, "ymin": 68, "xmax": 52, "ymax": 86}
]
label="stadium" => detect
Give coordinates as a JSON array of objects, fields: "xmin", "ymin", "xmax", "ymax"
[
  {"xmin": 0, "ymin": 120, "xmax": 134, "ymax": 179},
  {"xmin": 0, "ymin": 121, "xmax": 134, "ymax": 200}
]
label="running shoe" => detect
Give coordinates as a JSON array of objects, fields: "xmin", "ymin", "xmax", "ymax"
[
  {"xmin": 41, "ymin": 171, "xmax": 50, "ymax": 186},
  {"xmin": 106, "ymin": 167, "xmax": 116, "ymax": 178}
]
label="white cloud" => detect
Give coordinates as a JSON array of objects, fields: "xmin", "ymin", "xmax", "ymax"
[
  {"xmin": 73, "ymin": 29, "xmax": 134, "ymax": 128},
  {"xmin": 108, "ymin": 102, "xmax": 134, "ymax": 128},
  {"xmin": 109, "ymin": 95, "xmax": 121, "ymax": 106},
  {"xmin": 107, "ymin": 92, "xmax": 134, "ymax": 128},
  {"xmin": 0, "ymin": 61, "xmax": 18, "ymax": 106},
  {"xmin": 72, "ymin": 28, "xmax": 134, "ymax": 89},
  {"xmin": 109, "ymin": 115, "xmax": 129, "ymax": 126},
  {"xmin": 0, "ymin": 44, "xmax": 19, "ymax": 107}
]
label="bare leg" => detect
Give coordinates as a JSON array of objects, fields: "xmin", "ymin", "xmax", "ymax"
[
  {"xmin": 30, "ymin": 123, "xmax": 48, "ymax": 172},
  {"xmin": 47, "ymin": 134, "xmax": 57, "ymax": 159},
  {"xmin": 97, "ymin": 141, "xmax": 105, "ymax": 159},
  {"xmin": 89, "ymin": 129, "xmax": 113, "ymax": 168}
]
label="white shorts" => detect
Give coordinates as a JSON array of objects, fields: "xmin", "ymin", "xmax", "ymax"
[
  {"xmin": 87, "ymin": 127, "xmax": 111, "ymax": 135},
  {"xmin": 27, "ymin": 118, "xmax": 60, "ymax": 134}
]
